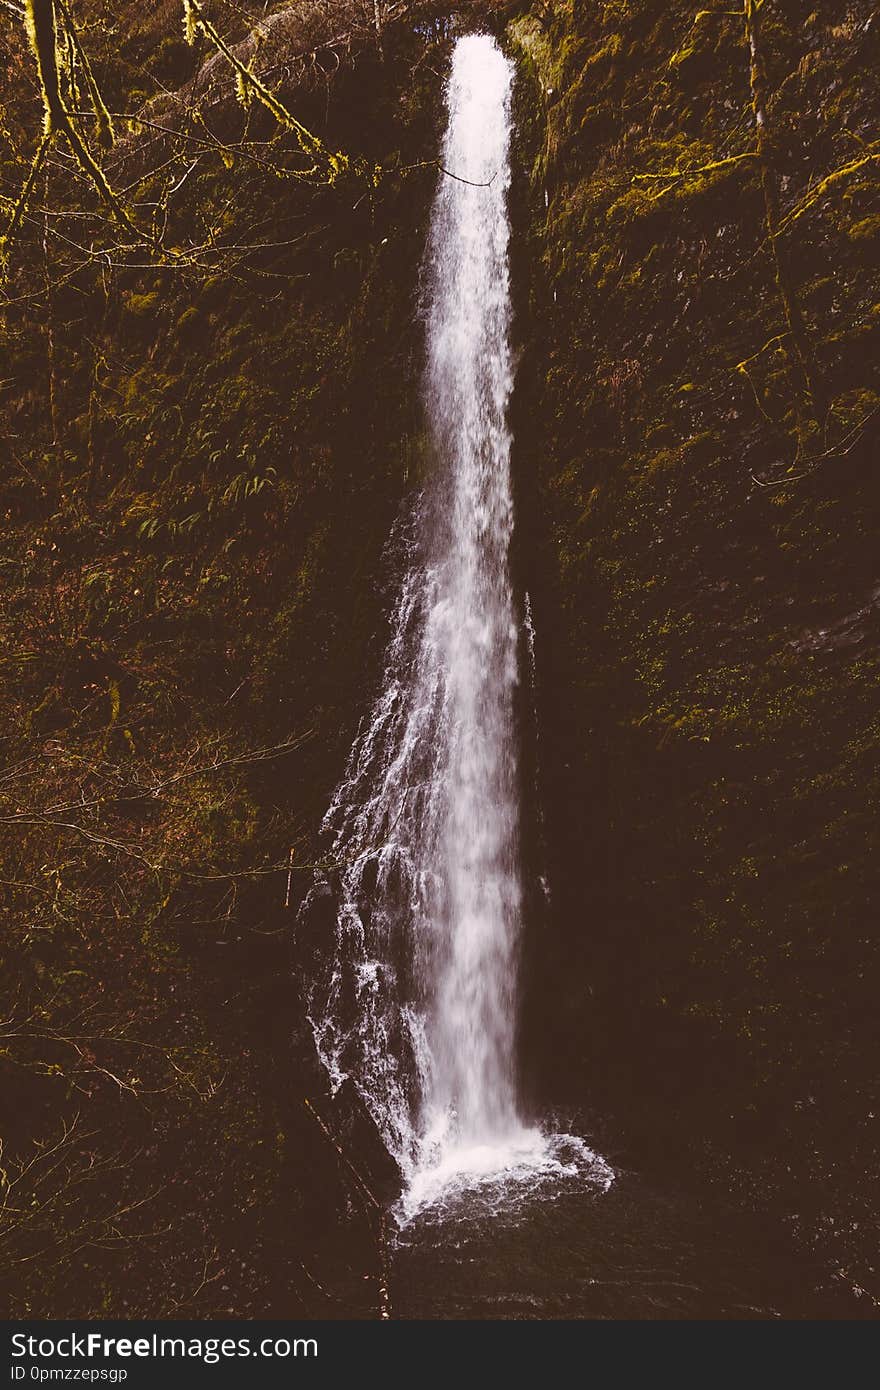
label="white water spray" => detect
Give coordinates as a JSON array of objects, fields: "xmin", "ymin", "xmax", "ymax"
[
  {"xmin": 306, "ymin": 34, "xmax": 612, "ymax": 1215},
  {"xmin": 421, "ymin": 32, "xmax": 521, "ymax": 1153}
]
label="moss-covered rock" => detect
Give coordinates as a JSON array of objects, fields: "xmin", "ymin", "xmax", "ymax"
[{"xmin": 510, "ymin": 0, "xmax": 879, "ymax": 1300}]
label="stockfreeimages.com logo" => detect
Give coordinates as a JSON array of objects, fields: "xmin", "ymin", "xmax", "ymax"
[{"xmin": 11, "ymin": 1332, "xmax": 318, "ymax": 1376}]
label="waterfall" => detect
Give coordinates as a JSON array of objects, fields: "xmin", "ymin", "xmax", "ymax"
[
  {"xmin": 419, "ymin": 32, "xmax": 522, "ymax": 1151},
  {"xmin": 305, "ymin": 33, "xmax": 612, "ymax": 1215}
]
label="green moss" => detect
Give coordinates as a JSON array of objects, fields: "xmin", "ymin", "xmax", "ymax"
[
  {"xmin": 507, "ymin": 0, "xmax": 879, "ymax": 1288},
  {"xmin": 126, "ymin": 290, "xmax": 161, "ymax": 316},
  {"xmin": 175, "ymin": 305, "xmax": 199, "ymax": 333},
  {"xmin": 848, "ymin": 214, "xmax": 880, "ymax": 241}
]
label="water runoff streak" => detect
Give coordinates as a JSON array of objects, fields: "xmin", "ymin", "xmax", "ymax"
[{"xmin": 306, "ymin": 34, "xmax": 612, "ymax": 1218}]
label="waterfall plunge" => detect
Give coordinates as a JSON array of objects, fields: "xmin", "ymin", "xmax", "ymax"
[
  {"xmin": 421, "ymin": 33, "xmax": 522, "ymax": 1152},
  {"xmin": 306, "ymin": 34, "xmax": 612, "ymax": 1216}
]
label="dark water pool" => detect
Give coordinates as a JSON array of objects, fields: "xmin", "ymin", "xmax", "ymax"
[{"xmin": 391, "ymin": 1165, "xmax": 863, "ymax": 1319}]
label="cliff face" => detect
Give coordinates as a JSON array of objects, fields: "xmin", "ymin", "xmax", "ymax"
[
  {"xmin": 508, "ymin": 0, "xmax": 879, "ymax": 1294},
  {"xmin": 1, "ymin": 2, "xmax": 451, "ymax": 1316}
]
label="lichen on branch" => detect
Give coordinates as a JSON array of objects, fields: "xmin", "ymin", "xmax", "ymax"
[
  {"xmin": 181, "ymin": 0, "xmax": 356, "ymax": 185},
  {"xmin": 1, "ymin": 0, "xmax": 148, "ymax": 271}
]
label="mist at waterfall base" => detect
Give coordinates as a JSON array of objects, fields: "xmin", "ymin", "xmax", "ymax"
[{"xmin": 299, "ymin": 35, "xmax": 857, "ymax": 1319}]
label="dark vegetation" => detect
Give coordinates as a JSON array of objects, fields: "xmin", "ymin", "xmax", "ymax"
[
  {"xmin": 1, "ymin": 0, "xmax": 877, "ymax": 1317},
  {"xmin": 510, "ymin": 0, "xmax": 879, "ymax": 1309},
  {"xmin": 1, "ymin": 0, "xmax": 458, "ymax": 1316}
]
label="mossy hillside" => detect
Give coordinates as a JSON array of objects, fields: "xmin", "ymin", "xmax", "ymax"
[
  {"xmin": 509, "ymin": 0, "xmax": 879, "ymax": 1290},
  {"xmin": 0, "ymin": 5, "xmax": 450, "ymax": 1316}
]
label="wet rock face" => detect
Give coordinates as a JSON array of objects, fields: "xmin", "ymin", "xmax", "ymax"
[
  {"xmin": 329, "ymin": 1079, "xmax": 405, "ymax": 1204},
  {"xmin": 790, "ymin": 582, "xmax": 880, "ymax": 656},
  {"xmin": 291, "ymin": 1012, "xmax": 404, "ymax": 1204},
  {"xmin": 508, "ymin": 0, "xmax": 879, "ymax": 1292}
]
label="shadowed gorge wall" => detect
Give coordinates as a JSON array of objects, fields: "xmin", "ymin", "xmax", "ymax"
[
  {"xmin": 1, "ymin": 2, "xmax": 456, "ymax": 1315},
  {"xmin": 508, "ymin": 0, "xmax": 879, "ymax": 1299}
]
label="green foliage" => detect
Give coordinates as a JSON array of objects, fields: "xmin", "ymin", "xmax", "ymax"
[
  {"xmin": 509, "ymin": 0, "xmax": 879, "ymax": 1288},
  {"xmin": 0, "ymin": 0, "xmax": 444, "ymax": 1317}
]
